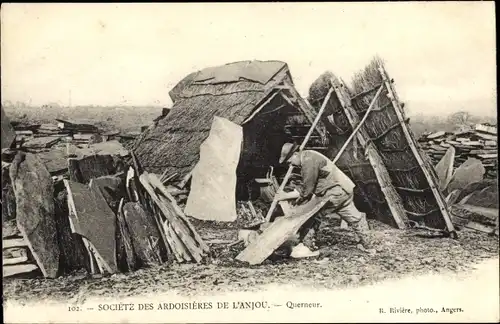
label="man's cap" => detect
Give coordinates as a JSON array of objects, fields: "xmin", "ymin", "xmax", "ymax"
[{"xmin": 279, "ymin": 142, "xmax": 299, "ymax": 164}]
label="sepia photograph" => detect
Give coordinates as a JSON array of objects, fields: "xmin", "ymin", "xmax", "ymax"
[{"xmin": 1, "ymin": 2, "xmax": 498, "ymax": 323}]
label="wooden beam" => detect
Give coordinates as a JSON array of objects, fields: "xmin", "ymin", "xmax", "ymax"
[
  {"xmin": 378, "ymin": 66, "xmax": 456, "ymax": 236},
  {"xmin": 242, "ymin": 90, "xmax": 281, "ymax": 124}
]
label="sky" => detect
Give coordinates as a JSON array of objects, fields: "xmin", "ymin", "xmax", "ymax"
[{"xmin": 1, "ymin": 2, "xmax": 497, "ymax": 117}]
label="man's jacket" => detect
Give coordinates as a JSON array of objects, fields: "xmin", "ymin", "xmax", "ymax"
[{"xmin": 296, "ymin": 150, "xmax": 356, "ymax": 198}]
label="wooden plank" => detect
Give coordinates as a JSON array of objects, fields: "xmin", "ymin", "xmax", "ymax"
[
  {"xmin": 164, "ymin": 221, "xmax": 192, "ymax": 262},
  {"xmin": 147, "ymin": 173, "xmax": 209, "ymax": 252},
  {"xmin": 3, "ymin": 264, "xmax": 39, "ymax": 278},
  {"xmin": 139, "ymin": 192, "xmax": 171, "ymax": 263},
  {"xmin": 140, "ymin": 174, "xmax": 203, "ymax": 262},
  {"xmin": 158, "ymin": 195, "xmax": 201, "ymax": 262},
  {"xmin": 331, "ymin": 78, "xmax": 408, "ymax": 229},
  {"xmin": 177, "ymin": 170, "xmax": 193, "ymax": 189},
  {"xmin": 3, "ymin": 255, "xmax": 29, "ymax": 266},
  {"xmin": 378, "ymin": 66, "xmax": 456, "ymax": 235},
  {"xmin": 3, "ymin": 238, "xmax": 28, "ymax": 249},
  {"xmin": 236, "ymin": 196, "xmax": 330, "ymax": 265},
  {"xmin": 122, "ymin": 202, "xmax": 164, "ymax": 267},
  {"xmin": 10, "ymin": 152, "xmax": 60, "ymax": 278}
]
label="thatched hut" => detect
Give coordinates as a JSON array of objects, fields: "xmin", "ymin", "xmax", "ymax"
[{"xmin": 134, "ymin": 60, "xmax": 324, "ymax": 199}]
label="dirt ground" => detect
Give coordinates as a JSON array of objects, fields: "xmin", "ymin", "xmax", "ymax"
[{"xmin": 3, "ymin": 217, "xmax": 498, "ymax": 305}]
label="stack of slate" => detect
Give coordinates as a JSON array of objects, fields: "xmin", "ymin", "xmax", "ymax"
[
  {"xmin": 3, "ymin": 220, "xmax": 41, "ymax": 278},
  {"xmin": 418, "ymin": 124, "xmax": 498, "ymax": 179},
  {"xmin": 10, "ymin": 119, "xmax": 104, "ymax": 150}
]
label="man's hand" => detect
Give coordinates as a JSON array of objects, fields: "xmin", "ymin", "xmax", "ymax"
[
  {"xmin": 293, "ymin": 195, "xmax": 310, "ymax": 206},
  {"xmin": 276, "ymin": 189, "xmax": 300, "ymax": 201}
]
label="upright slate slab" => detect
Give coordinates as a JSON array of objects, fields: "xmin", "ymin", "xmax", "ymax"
[
  {"xmin": 65, "ymin": 179, "xmax": 118, "ymax": 273},
  {"xmin": 435, "ymin": 146, "xmax": 456, "ymax": 191},
  {"xmin": 123, "ymin": 202, "xmax": 164, "ymax": 267},
  {"xmin": 185, "ymin": 117, "xmax": 243, "ymax": 222},
  {"xmin": 9, "ymin": 152, "xmax": 60, "ymax": 278}
]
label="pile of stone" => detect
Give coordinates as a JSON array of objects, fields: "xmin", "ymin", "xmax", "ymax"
[{"xmin": 418, "ymin": 123, "xmax": 497, "ymax": 179}]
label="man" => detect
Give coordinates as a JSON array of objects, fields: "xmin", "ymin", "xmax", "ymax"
[{"xmin": 275, "ymin": 143, "xmax": 374, "ymax": 258}]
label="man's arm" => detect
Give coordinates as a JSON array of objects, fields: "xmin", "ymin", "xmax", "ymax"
[{"xmin": 297, "ymin": 153, "xmax": 321, "ymax": 199}]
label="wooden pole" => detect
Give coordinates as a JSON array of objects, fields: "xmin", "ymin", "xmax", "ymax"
[
  {"xmin": 264, "ymin": 87, "xmax": 335, "ymax": 223},
  {"xmin": 332, "ymin": 84, "xmax": 384, "ymax": 164}
]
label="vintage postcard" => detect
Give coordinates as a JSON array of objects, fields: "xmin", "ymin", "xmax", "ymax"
[{"xmin": 1, "ymin": 2, "xmax": 498, "ymax": 323}]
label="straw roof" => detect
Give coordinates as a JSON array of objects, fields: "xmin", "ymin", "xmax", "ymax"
[{"xmin": 133, "ymin": 60, "xmax": 292, "ymax": 180}]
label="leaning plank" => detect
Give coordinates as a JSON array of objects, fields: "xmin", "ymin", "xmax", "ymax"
[
  {"xmin": 65, "ymin": 179, "xmax": 118, "ymax": 273},
  {"xmin": 139, "ymin": 192, "xmax": 171, "ymax": 263},
  {"xmin": 68, "ymin": 154, "xmax": 116, "ymax": 184},
  {"xmin": 164, "ymin": 221, "xmax": 192, "ymax": 262},
  {"xmin": 3, "ymin": 264, "xmax": 39, "ymax": 278},
  {"xmin": 139, "ymin": 174, "xmax": 203, "ymax": 262},
  {"xmin": 122, "ymin": 202, "xmax": 163, "ymax": 267},
  {"xmin": 236, "ymin": 196, "xmax": 329, "ymax": 265},
  {"xmin": 10, "ymin": 152, "xmax": 60, "ymax": 278},
  {"xmin": 146, "ymin": 173, "xmax": 209, "ymax": 253},
  {"xmin": 158, "ymin": 196, "xmax": 201, "ymax": 262},
  {"xmin": 116, "ymin": 198, "xmax": 137, "ymax": 272}
]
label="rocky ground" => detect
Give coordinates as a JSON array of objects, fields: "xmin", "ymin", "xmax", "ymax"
[{"xmin": 3, "ymin": 217, "xmax": 499, "ymax": 305}]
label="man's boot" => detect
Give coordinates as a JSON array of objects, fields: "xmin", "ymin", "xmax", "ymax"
[{"xmin": 290, "ymin": 243, "xmax": 320, "ymax": 259}]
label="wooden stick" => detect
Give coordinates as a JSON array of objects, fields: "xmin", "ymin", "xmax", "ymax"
[
  {"xmin": 264, "ymin": 87, "xmax": 335, "ymax": 223},
  {"xmin": 242, "ymin": 90, "xmax": 281, "ymax": 124},
  {"xmin": 332, "ymin": 84, "xmax": 384, "ymax": 164}
]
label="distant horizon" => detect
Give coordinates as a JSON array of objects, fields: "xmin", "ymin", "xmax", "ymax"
[
  {"xmin": 1, "ymin": 3, "xmax": 496, "ymax": 117},
  {"xmin": 2, "ymin": 100, "xmax": 497, "ymax": 120}
]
